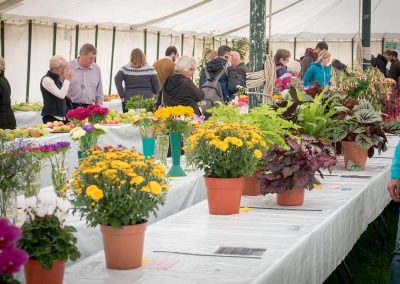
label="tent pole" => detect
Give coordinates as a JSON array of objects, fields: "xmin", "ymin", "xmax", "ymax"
[
  {"xmin": 144, "ymin": 29, "xmax": 147, "ymax": 55},
  {"xmin": 181, "ymin": 34, "xmax": 184, "ymax": 55},
  {"xmin": 294, "ymin": 37, "xmax": 297, "ymax": 60},
  {"xmin": 52, "ymin": 23, "xmax": 57, "ymax": 55},
  {"xmin": 74, "ymin": 24, "xmax": 79, "ymax": 59},
  {"xmin": 26, "ymin": 20, "xmax": 32, "ymax": 102},
  {"xmin": 351, "ymin": 38, "xmax": 354, "ymax": 68},
  {"xmin": 1, "ymin": 20, "xmax": 5, "ymax": 58},
  {"xmin": 361, "ymin": 0, "xmax": 371, "ymax": 69},
  {"xmin": 156, "ymin": 31, "xmax": 160, "ymax": 60},
  {"xmin": 108, "ymin": 26, "xmax": 116, "ymax": 95},
  {"xmin": 249, "ymin": 0, "xmax": 266, "ymax": 72},
  {"xmin": 192, "ymin": 35, "xmax": 195, "ymax": 57},
  {"xmin": 94, "ymin": 25, "xmax": 98, "ymax": 63}
]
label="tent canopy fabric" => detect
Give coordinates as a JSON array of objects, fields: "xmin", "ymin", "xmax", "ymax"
[{"xmin": 2, "ymin": 0, "xmax": 399, "ymax": 40}]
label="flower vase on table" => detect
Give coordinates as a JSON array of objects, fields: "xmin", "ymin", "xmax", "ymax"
[
  {"xmin": 168, "ymin": 132, "xmax": 186, "ymax": 177},
  {"xmin": 142, "ymin": 137, "xmax": 156, "ymax": 159},
  {"xmin": 157, "ymin": 134, "xmax": 169, "ymax": 166}
]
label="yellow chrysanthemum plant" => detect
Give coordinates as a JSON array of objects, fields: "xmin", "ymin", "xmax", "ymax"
[
  {"xmin": 188, "ymin": 121, "xmax": 266, "ymax": 178},
  {"xmin": 153, "ymin": 105, "xmax": 195, "ymax": 177},
  {"xmin": 68, "ymin": 146, "xmax": 169, "ymax": 228},
  {"xmin": 187, "ymin": 121, "xmax": 266, "ymax": 215}
]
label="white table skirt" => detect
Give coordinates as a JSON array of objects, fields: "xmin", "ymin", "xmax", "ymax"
[{"xmin": 63, "ymin": 137, "xmax": 398, "ymax": 284}]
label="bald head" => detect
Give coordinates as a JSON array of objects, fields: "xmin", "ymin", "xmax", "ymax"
[{"xmin": 231, "ymin": 51, "xmax": 241, "ymax": 67}]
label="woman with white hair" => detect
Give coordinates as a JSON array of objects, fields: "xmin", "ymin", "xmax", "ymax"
[
  {"xmin": 41, "ymin": 55, "xmax": 74, "ymax": 124},
  {"xmin": 158, "ymin": 56, "xmax": 204, "ymax": 115},
  {"xmin": 0, "ymin": 56, "xmax": 16, "ymax": 129}
]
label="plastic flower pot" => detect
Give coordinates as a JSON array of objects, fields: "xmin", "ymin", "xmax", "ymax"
[
  {"xmin": 100, "ymin": 223, "xmax": 146, "ymax": 270},
  {"xmin": 242, "ymin": 172, "xmax": 261, "ymax": 196},
  {"xmin": 276, "ymin": 188, "xmax": 305, "ymax": 206},
  {"xmin": 167, "ymin": 132, "xmax": 186, "ymax": 177},
  {"xmin": 24, "ymin": 259, "xmax": 65, "ymax": 284},
  {"xmin": 342, "ymin": 141, "xmax": 368, "ymax": 170},
  {"xmin": 142, "ymin": 137, "xmax": 156, "ymax": 159},
  {"xmin": 205, "ymin": 177, "xmax": 244, "ymax": 215}
]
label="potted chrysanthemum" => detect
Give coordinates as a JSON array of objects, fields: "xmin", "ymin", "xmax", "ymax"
[
  {"xmin": 187, "ymin": 121, "xmax": 266, "ymax": 215},
  {"xmin": 68, "ymin": 146, "xmax": 169, "ymax": 270}
]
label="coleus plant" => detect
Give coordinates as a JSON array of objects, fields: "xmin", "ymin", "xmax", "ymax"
[
  {"xmin": 329, "ymin": 99, "xmax": 400, "ymax": 157},
  {"xmin": 258, "ymin": 135, "xmax": 337, "ymax": 194}
]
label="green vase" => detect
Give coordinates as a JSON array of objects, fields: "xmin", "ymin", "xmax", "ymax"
[
  {"xmin": 167, "ymin": 132, "xmax": 186, "ymax": 177},
  {"xmin": 142, "ymin": 138, "xmax": 156, "ymax": 159}
]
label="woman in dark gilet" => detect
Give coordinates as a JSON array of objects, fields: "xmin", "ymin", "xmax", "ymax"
[
  {"xmin": 0, "ymin": 56, "xmax": 16, "ymax": 130},
  {"xmin": 41, "ymin": 55, "xmax": 74, "ymax": 124}
]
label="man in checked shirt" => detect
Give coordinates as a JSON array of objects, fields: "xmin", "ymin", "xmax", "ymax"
[{"xmin": 66, "ymin": 43, "xmax": 104, "ymax": 108}]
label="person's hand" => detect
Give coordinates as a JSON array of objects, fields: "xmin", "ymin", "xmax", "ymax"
[
  {"xmin": 64, "ymin": 70, "xmax": 74, "ymax": 81},
  {"xmin": 387, "ymin": 179, "xmax": 400, "ymax": 202}
]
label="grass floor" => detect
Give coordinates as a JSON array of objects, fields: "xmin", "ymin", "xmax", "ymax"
[{"xmin": 324, "ymin": 201, "xmax": 399, "ymax": 284}]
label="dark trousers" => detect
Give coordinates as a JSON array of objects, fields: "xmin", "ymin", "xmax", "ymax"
[
  {"xmin": 72, "ymin": 103, "xmax": 90, "ymax": 109},
  {"xmin": 42, "ymin": 116, "xmax": 68, "ymax": 124}
]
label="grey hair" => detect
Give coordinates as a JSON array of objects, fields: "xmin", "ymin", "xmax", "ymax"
[
  {"xmin": 175, "ymin": 56, "xmax": 196, "ymax": 73},
  {"xmin": 79, "ymin": 43, "xmax": 97, "ymax": 55},
  {"xmin": 49, "ymin": 55, "xmax": 67, "ymax": 70},
  {"xmin": 0, "ymin": 56, "xmax": 5, "ymax": 72}
]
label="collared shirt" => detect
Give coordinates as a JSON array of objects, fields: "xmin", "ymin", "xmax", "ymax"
[{"xmin": 66, "ymin": 59, "xmax": 104, "ymax": 105}]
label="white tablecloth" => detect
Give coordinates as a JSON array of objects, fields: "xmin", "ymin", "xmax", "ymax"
[
  {"xmin": 63, "ymin": 137, "xmax": 398, "ymax": 284},
  {"xmin": 14, "ymin": 101, "xmax": 122, "ymax": 128},
  {"xmin": 14, "ymin": 111, "xmax": 43, "ymax": 128}
]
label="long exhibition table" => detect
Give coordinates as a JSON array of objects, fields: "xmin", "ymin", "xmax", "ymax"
[{"xmin": 62, "ymin": 137, "xmax": 398, "ymax": 284}]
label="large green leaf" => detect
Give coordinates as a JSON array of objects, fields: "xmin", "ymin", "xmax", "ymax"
[
  {"xmin": 355, "ymin": 134, "xmax": 374, "ymax": 149},
  {"xmin": 384, "ymin": 121, "xmax": 400, "ymax": 135},
  {"xmin": 354, "ymin": 109, "xmax": 382, "ymax": 124}
]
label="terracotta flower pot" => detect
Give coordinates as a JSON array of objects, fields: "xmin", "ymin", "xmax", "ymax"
[
  {"xmin": 100, "ymin": 223, "xmax": 146, "ymax": 270},
  {"xmin": 242, "ymin": 172, "xmax": 261, "ymax": 196},
  {"xmin": 277, "ymin": 188, "xmax": 305, "ymax": 206},
  {"xmin": 205, "ymin": 177, "xmax": 244, "ymax": 215},
  {"xmin": 342, "ymin": 141, "xmax": 368, "ymax": 169},
  {"xmin": 24, "ymin": 259, "xmax": 65, "ymax": 284}
]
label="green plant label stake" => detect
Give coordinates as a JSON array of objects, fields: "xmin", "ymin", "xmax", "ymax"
[{"xmin": 167, "ymin": 132, "xmax": 186, "ymax": 177}]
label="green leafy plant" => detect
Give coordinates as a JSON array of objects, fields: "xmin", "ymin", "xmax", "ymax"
[
  {"xmin": 125, "ymin": 96, "xmax": 156, "ymax": 112},
  {"xmin": 329, "ymin": 99, "xmax": 400, "ymax": 156},
  {"xmin": 18, "ymin": 194, "xmax": 80, "ymax": 269}
]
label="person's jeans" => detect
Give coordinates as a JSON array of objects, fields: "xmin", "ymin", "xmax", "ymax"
[{"xmin": 391, "ymin": 212, "xmax": 400, "ymax": 283}]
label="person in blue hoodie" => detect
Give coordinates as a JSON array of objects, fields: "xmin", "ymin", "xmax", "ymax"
[
  {"xmin": 303, "ymin": 50, "xmax": 332, "ymax": 88},
  {"xmin": 388, "ymin": 143, "xmax": 400, "ymax": 283}
]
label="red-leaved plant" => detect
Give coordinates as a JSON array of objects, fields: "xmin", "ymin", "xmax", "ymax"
[{"xmin": 259, "ymin": 135, "xmax": 337, "ymax": 194}]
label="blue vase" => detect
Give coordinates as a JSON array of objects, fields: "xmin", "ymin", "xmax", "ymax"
[{"xmin": 142, "ymin": 138, "xmax": 156, "ymax": 159}]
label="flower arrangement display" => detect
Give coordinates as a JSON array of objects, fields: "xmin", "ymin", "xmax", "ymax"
[
  {"xmin": 28, "ymin": 142, "xmax": 71, "ymax": 197},
  {"xmin": 332, "ymin": 67, "xmax": 393, "ymax": 107},
  {"xmin": 0, "ymin": 138, "xmax": 33, "ymax": 223},
  {"xmin": 68, "ymin": 146, "xmax": 169, "ymax": 269},
  {"xmin": 154, "ymin": 106, "xmax": 195, "ymax": 177},
  {"xmin": 18, "ymin": 192, "xmax": 80, "ymax": 283},
  {"xmin": 259, "ymin": 135, "xmax": 337, "ymax": 205},
  {"xmin": 70, "ymin": 123, "xmax": 107, "ymax": 153},
  {"xmin": 66, "ymin": 105, "xmax": 109, "ymax": 126},
  {"xmin": 0, "ymin": 218, "xmax": 29, "ymax": 284},
  {"xmin": 187, "ymin": 121, "xmax": 266, "ymax": 214}
]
